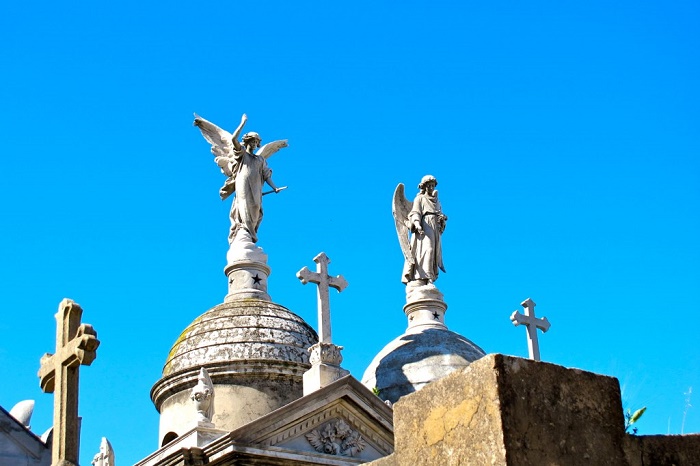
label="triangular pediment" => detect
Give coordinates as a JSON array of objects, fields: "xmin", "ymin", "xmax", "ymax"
[{"xmin": 222, "ymin": 375, "xmax": 394, "ymax": 464}]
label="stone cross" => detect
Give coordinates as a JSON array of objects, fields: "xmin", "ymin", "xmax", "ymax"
[
  {"xmin": 510, "ymin": 298, "xmax": 550, "ymax": 361},
  {"xmin": 38, "ymin": 298, "xmax": 100, "ymax": 466},
  {"xmin": 296, "ymin": 252, "xmax": 348, "ymax": 343}
]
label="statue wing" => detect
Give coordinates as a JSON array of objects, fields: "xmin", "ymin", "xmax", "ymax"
[
  {"xmin": 193, "ymin": 113, "xmax": 234, "ymax": 158},
  {"xmin": 256, "ymin": 139, "xmax": 288, "ymax": 159},
  {"xmin": 392, "ymin": 183, "xmax": 415, "ymax": 266}
]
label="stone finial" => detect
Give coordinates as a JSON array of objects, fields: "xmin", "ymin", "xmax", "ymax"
[
  {"xmin": 91, "ymin": 437, "xmax": 115, "ymax": 466},
  {"xmin": 190, "ymin": 367, "xmax": 215, "ymax": 426},
  {"xmin": 297, "ymin": 253, "xmax": 350, "ymax": 395},
  {"xmin": 9, "ymin": 400, "xmax": 34, "ymax": 429},
  {"xmin": 510, "ymin": 298, "xmax": 551, "ymax": 361},
  {"xmin": 37, "ymin": 298, "xmax": 100, "ymax": 466}
]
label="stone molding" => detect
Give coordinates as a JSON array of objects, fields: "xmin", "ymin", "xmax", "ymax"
[
  {"xmin": 151, "ymin": 360, "xmax": 309, "ymax": 411},
  {"xmin": 202, "ymin": 441, "xmax": 367, "ymax": 465}
]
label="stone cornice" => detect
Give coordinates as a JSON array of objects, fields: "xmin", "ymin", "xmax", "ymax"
[{"xmin": 151, "ymin": 359, "xmax": 310, "ymax": 411}]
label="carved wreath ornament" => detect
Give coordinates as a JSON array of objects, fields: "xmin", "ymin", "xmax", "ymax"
[{"xmin": 305, "ymin": 420, "xmax": 366, "ymax": 457}]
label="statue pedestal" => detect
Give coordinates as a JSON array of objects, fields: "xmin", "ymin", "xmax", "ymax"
[
  {"xmin": 224, "ymin": 259, "xmax": 271, "ymax": 302},
  {"xmin": 303, "ymin": 342, "xmax": 349, "ymax": 395},
  {"xmin": 224, "ymin": 233, "xmax": 271, "ymax": 302},
  {"xmin": 404, "ymin": 282, "xmax": 447, "ymax": 331}
]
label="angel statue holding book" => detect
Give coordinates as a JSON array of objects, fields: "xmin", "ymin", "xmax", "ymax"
[
  {"xmin": 193, "ymin": 113, "xmax": 288, "ymax": 245},
  {"xmin": 392, "ymin": 175, "xmax": 448, "ymax": 286}
]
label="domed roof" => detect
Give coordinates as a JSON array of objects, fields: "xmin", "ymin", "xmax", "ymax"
[
  {"xmin": 162, "ymin": 299, "xmax": 318, "ymax": 376},
  {"xmin": 362, "ymin": 326, "xmax": 485, "ymax": 404},
  {"xmin": 151, "ymin": 299, "xmax": 318, "ymax": 410}
]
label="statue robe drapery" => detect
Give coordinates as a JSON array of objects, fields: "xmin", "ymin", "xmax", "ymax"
[
  {"xmin": 224, "ymin": 147, "xmax": 273, "ymax": 243},
  {"xmin": 402, "ymin": 192, "xmax": 445, "ymax": 283}
]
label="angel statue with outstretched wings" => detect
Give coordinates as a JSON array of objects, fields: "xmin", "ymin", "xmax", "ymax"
[
  {"xmin": 193, "ymin": 113, "xmax": 288, "ymax": 244},
  {"xmin": 392, "ymin": 175, "xmax": 448, "ymax": 284}
]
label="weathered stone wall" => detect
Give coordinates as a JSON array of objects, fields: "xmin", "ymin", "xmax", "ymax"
[
  {"xmin": 367, "ymin": 354, "xmax": 700, "ymax": 466},
  {"xmin": 624, "ymin": 433, "xmax": 700, "ymax": 466},
  {"xmin": 496, "ymin": 354, "xmax": 628, "ymax": 465},
  {"xmin": 368, "ymin": 354, "xmax": 628, "ymax": 465}
]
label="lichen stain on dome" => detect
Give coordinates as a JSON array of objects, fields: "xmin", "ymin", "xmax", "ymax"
[{"xmin": 163, "ymin": 315, "xmax": 203, "ymax": 374}]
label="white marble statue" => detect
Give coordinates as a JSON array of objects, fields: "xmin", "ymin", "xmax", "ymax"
[
  {"xmin": 190, "ymin": 367, "xmax": 215, "ymax": 424},
  {"xmin": 193, "ymin": 113, "xmax": 287, "ymax": 244},
  {"xmin": 393, "ymin": 175, "xmax": 448, "ymax": 285},
  {"xmin": 91, "ymin": 437, "xmax": 115, "ymax": 466}
]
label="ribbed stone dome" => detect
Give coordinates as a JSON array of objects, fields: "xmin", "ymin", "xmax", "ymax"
[
  {"xmin": 161, "ymin": 299, "xmax": 317, "ymax": 376},
  {"xmin": 151, "ymin": 299, "xmax": 318, "ymax": 442},
  {"xmin": 362, "ymin": 326, "xmax": 485, "ymax": 404}
]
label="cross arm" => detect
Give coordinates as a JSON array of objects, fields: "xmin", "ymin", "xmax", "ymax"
[
  {"xmin": 38, "ymin": 353, "xmax": 56, "ymax": 393},
  {"xmin": 510, "ymin": 310, "xmax": 527, "ymax": 326},
  {"xmin": 296, "ymin": 266, "xmax": 316, "ymax": 285},
  {"xmin": 38, "ymin": 324, "xmax": 100, "ymax": 393},
  {"xmin": 328, "ymin": 275, "xmax": 348, "ymax": 293},
  {"xmin": 537, "ymin": 316, "xmax": 551, "ymax": 332}
]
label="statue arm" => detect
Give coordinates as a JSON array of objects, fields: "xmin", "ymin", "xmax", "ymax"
[
  {"xmin": 266, "ymin": 177, "xmax": 280, "ymax": 192},
  {"xmin": 262, "ymin": 163, "xmax": 281, "ymax": 193},
  {"xmin": 231, "ymin": 114, "xmax": 247, "ymax": 152},
  {"xmin": 409, "ymin": 197, "xmax": 424, "ymax": 234}
]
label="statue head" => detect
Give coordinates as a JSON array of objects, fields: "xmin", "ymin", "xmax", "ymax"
[
  {"xmin": 418, "ymin": 175, "xmax": 438, "ymax": 192},
  {"xmin": 242, "ymin": 132, "xmax": 262, "ymax": 149}
]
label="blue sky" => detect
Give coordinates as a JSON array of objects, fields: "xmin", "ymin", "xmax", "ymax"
[{"xmin": 1, "ymin": 1, "xmax": 698, "ymax": 464}]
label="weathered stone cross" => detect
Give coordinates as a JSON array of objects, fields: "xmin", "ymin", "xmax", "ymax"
[
  {"xmin": 38, "ymin": 298, "xmax": 100, "ymax": 466},
  {"xmin": 296, "ymin": 252, "xmax": 348, "ymax": 343},
  {"xmin": 510, "ymin": 298, "xmax": 550, "ymax": 361}
]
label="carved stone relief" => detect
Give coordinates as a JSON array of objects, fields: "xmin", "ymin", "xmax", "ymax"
[{"xmin": 305, "ymin": 419, "xmax": 366, "ymax": 457}]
